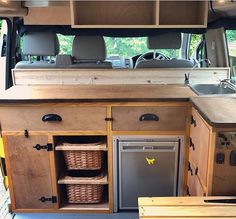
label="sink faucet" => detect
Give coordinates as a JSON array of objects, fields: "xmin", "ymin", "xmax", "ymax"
[
  {"xmin": 219, "ymin": 79, "xmax": 236, "ymax": 91},
  {"xmin": 184, "ymin": 59, "xmax": 211, "ymax": 85}
]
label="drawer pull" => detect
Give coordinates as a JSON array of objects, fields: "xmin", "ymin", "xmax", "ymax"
[
  {"xmin": 190, "ymin": 137, "xmax": 195, "ymax": 151},
  {"xmin": 42, "ymin": 114, "xmax": 62, "ymax": 122},
  {"xmin": 139, "ymin": 113, "xmax": 159, "ymax": 122},
  {"xmin": 195, "ymin": 167, "xmax": 199, "ymax": 175}
]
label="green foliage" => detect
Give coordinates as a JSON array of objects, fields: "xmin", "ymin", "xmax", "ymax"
[
  {"xmin": 57, "ymin": 34, "xmax": 73, "ymax": 55},
  {"xmin": 226, "ymin": 30, "xmax": 236, "ymax": 57},
  {"xmin": 57, "ymin": 35, "xmax": 180, "ymax": 58},
  {"xmin": 104, "ymin": 37, "xmax": 179, "ymax": 58},
  {"xmin": 226, "ymin": 30, "xmax": 236, "ymax": 43},
  {"xmin": 189, "ymin": 34, "xmax": 202, "ymax": 59}
]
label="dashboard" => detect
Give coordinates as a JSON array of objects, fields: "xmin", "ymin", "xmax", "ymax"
[{"xmin": 106, "ymin": 55, "xmax": 134, "ymax": 69}]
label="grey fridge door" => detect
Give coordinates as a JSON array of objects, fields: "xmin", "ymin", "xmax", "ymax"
[{"xmin": 118, "ymin": 142, "xmax": 179, "ymax": 210}]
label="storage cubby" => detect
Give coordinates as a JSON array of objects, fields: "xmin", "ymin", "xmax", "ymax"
[
  {"xmin": 70, "ymin": 0, "xmax": 208, "ymax": 28},
  {"xmin": 159, "ymin": 1, "xmax": 207, "ymax": 27},
  {"xmin": 54, "ymin": 136, "xmax": 109, "ymax": 211},
  {"xmin": 70, "ymin": 0, "xmax": 158, "ymax": 27}
]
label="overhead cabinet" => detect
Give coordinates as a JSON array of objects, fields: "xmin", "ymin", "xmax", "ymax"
[{"xmin": 70, "ymin": 0, "xmax": 208, "ymax": 28}]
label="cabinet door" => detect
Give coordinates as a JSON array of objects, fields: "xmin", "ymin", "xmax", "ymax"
[
  {"xmin": 5, "ymin": 135, "xmax": 55, "ymax": 209},
  {"xmin": 187, "ymin": 161, "xmax": 205, "ymax": 196},
  {"xmin": 190, "ymin": 108, "xmax": 211, "ymax": 187}
]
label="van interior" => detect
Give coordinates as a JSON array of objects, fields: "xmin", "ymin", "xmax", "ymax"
[{"xmin": 0, "ymin": 1, "xmax": 236, "ymax": 219}]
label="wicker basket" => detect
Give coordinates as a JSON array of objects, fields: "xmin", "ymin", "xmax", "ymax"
[
  {"xmin": 66, "ymin": 184, "xmax": 103, "ymax": 204},
  {"xmin": 63, "ymin": 150, "xmax": 103, "ymax": 170}
]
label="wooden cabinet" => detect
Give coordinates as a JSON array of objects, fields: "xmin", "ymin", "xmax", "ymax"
[
  {"xmin": 4, "ymin": 135, "xmax": 55, "ymax": 209},
  {"xmin": 112, "ymin": 106, "xmax": 188, "ymax": 131},
  {"xmin": 70, "ymin": 0, "xmax": 208, "ymax": 28},
  {"xmin": 188, "ymin": 107, "xmax": 236, "ymax": 197}
]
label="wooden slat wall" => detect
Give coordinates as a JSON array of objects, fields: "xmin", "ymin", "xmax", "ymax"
[{"xmin": 12, "ymin": 68, "xmax": 230, "ymax": 86}]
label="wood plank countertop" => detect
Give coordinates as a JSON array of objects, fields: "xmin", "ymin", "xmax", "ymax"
[
  {"xmin": 139, "ymin": 196, "xmax": 236, "ymax": 219},
  {"xmin": 0, "ymin": 85, "xmax": 197, "ymax": 103},
  {"xmin": 191, "ymin": 97, "xmax": 236, "ymax": 128}
]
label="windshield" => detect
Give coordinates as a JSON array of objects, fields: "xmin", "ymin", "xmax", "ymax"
[{"xmin": 104, "ymin": 37, "xmax": 181, "ymax": 58}]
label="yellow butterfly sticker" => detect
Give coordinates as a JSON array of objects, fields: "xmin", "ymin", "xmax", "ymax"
[{"xmin": 146, "ymin": 157, "xmax": 156, "ymax": 165}]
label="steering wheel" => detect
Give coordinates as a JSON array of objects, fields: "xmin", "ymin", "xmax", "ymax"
[{"xmin": 135, "ymin": 51, "xmax": 170, "ymax": 67}]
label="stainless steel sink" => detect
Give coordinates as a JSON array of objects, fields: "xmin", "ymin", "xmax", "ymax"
[{"xmin": 190, "ymin": 84, "xmax": 236, "ymax": 95}]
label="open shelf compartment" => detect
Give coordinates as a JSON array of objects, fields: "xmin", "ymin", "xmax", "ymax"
[
  {"xmin": 159, "ymin": 1, "xmax": 207, "ymax": 27},
  {"xmin": 71, "ymin": 0, "xmax": 158, "ymax": 27}
]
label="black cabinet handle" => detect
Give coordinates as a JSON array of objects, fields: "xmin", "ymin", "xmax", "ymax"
[
  {"xmin": 42, "ymin": 114, "xmax": 62, "ymax": 122},
  {"xmin": 139, "ymin": 113, "xmax": 159, "ymax": 122}
]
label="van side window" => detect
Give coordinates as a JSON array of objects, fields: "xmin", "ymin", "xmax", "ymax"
[
  {"xmin": 0, "ymin": 19, "xmax": 9, "ymax": 90},
  {"xmin": 225, "ymin": 30, "xmax": 236, "ymax": 77},
  {"xmin": 189, "ymin": 34, "xmax": 207, "ymax": 65}
]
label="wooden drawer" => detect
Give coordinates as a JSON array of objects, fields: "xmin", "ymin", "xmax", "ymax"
[
  {"xmin": 0, "ymin": 106, "xmax": 107, "ymax": 132},
  {"xmin": 189, "ymin": 108, "xmax": 210, "ymax": 187},
  {"xmin": 187, "ymin": 160, "xmax": 206, "ymax": 196},
  {"xmin": 112, "ymin": 106, "xmax": 188, "ymax": 131}
]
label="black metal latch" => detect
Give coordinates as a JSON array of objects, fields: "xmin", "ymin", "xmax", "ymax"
[
  {"xmin": 33, "ymin": 143, "xmax": 53, "ymax": 151},
  {"xmin": 39, "ymin": 196, "xmax": 57, "ymax": 203},
  {"xmin": 105, "ymin": 117, "xmax": 113, "ymax": 121},
  {"xmin": 191, "ymin": 115, "xmax": 197, "ymax": 127}
]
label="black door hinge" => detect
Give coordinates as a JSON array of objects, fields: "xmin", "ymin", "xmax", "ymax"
[
  {"xmin": 105, "ymin": 117, "xmax": 114, "ymax": 121},
  {"xmin": 191, "ymin": 115, "xmax": 197, "ymax": 127},
  {"xmin": 39, "ymin": 196, "xmax": 57, "ymax": 203},
  {"xmin": 24, "ymin": 130, "xmax": 29, "ymax": 138},
  {"xmin": 33, "ymin": 143, "xmax": 53, "ymax": 151},
  {"xmin": 189, "ymin": 137, "xmax": 195, "ymax": 151}
]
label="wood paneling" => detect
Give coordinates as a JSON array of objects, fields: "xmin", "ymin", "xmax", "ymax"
[
  {"xmin": 112, "ymin": 106, "xmax": 188, "ymax": 131},
  {"xmin": 12, "ymin": 68, "xmax": 230, "ymax": 86},
  {"xmin": 5, "ymin": 135, "xmax": 54, "ymax": 209},
  {"xmin": 24, "ymin": 6, "xmax": 71, "ymax": 25},
  {"xmin": 0, "ymin": 106, "xmax": 107, "ymax": 132}
]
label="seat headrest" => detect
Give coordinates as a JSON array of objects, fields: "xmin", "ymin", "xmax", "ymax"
[
  {"xmin": 72, "ymin": 36, "xmax": 106, "ymax": 61},
  {"xmin": 148, "ymin": 33, "xmax": 181, "ymax": 49},
  {"xmin": 22, "ymin": 32, "xmax": 59, "ymax": 56}
]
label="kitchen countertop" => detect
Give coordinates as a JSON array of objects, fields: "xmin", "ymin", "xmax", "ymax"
[
  {"xmin": 0, "ymin": 85, "xmax": 236, "ymax": 128},
  {"xmin": 191, "ymin": 97, "xmax": 236, "ymax": 128},
  {"xmin": 0, "ymin": 84, "xmax": 197, "ymax": 102}
]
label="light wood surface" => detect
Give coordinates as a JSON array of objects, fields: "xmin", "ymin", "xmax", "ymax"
[
  {"xmin": 5, "ymin": 135, "xmax": 54, "ymax": 209},
  {"xmin": 139, "ymin": 196, "xmax": 236, "ymax": 218},
  {"xmin": 12, "ymin": 68, "xmax": 230, "ymax": 86},
  {"xmin": 24, "ymin": 6, "xmax": 71, "ymax": 25},
  {"xmin": 112, "ymin": 106, "xmax": 188, "ymax": 131},
  {"xmin": 190, "ymin": 108, "xmax": 211, "ymax": 187},
  {"xmin": 58, "ymin": 172, "xmax": 108, "ymax": 185},
  {"xmin": 0, "ymin": 105, "xmax": 106, "ymax": 132},
  {"xmin": 0, "ymin": 85, "xmax": 196, "ymax": 102},
  {"xmin": 55, "ymin": 141, "xmax": 107, "ymax": 151},
  {"xmin": 191, "ymin": 97, "xmax": 236, "ymax": 127}
]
